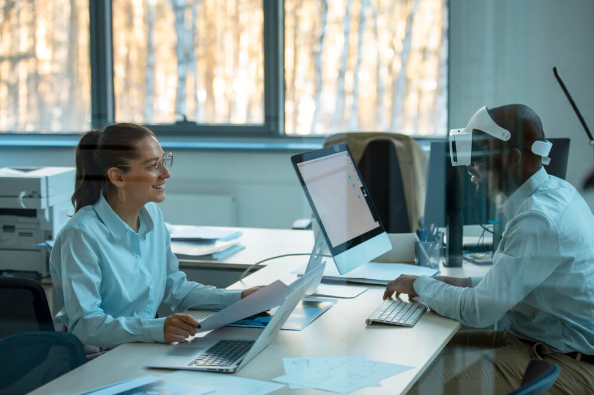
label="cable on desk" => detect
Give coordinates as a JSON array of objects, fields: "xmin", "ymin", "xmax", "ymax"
[{"xmin": 238, "ymin": 253, "xmax": 332, "ymax": 283}]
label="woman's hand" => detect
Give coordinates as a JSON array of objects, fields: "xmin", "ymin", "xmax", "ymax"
[
  {"xmin": 164, "ymin": 313, "xmax": 200, "ymax": 343},
  {"xmin": 241, "ymin": 285, "xmax": 265, "ymax": 299}
]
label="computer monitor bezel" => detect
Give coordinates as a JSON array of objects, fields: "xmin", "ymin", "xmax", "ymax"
[{"xmin": 291, "ymin": 143, "xmax": 387, "ymax": 258}]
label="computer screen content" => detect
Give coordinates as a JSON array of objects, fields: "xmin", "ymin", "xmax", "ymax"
[{"xmin": 297, "ymin": 151, "xmax": 380, "ymax": 248}]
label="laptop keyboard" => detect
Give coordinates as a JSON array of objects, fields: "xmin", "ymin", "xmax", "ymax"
[
  {"xmin": 365, "ymin": 299, "xmax": 427, "ymax": 327},
  {"xmin": 188, "ymin": 340, "xmax": 255, "ymax": 367}
]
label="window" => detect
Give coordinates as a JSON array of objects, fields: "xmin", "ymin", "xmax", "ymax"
[
  {"xmin": 0, "ymin": 0, "xmax": 91, "ymax": 132},
  {"xmin": 285, "ymin": 0, "xmax": 447, "ymax": 136},
  {"xmin": 0, "ymin": 0, "xmax": 446, "ymax": 137},
  {"xmin": 112, "ymin": 0, "xmax": 264, "ymax": 125}
]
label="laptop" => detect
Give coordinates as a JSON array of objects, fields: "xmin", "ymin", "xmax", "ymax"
[{"xmin": 146, "ymin": 263, "xmax": 324, "ymax": 373}]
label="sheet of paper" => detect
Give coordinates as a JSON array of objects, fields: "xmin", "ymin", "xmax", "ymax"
[
  {"xmin": 77, "ymin": 375, "xmax": 214, "ymax": 395},
  {"xmin": 273, "ymin": 357, "xmax": 414, "ymax": 394},
  {"xmin": 198, "ymin": 280, "xmax": 292, "ymax": 332},
  {"xmin": 313, "ymin": 283, "xmax": 367, "ymax": 298},
  {"xmin": 166, "ymin": 371, "xmax": 285, "ymax": 395},
  {"xmin": 165, "ymin": 223, "xmax": 242, "ymax": 241},
  {"xmin": 171, "ymin": 240, "xmax": 241, "ymax": 257},
  {"xmin": 293, "ymin": 261, "xmax": 439, "ymax": 284}
]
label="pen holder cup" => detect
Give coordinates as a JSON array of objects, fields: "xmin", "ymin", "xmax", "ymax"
[{"xmin": 415, "ymin": 241, "xmax": 440, "ymax": 270}]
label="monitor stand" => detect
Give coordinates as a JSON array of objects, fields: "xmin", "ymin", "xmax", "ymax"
[{"xmin": 303, "ymin": 231, "xmax": 368, "ymax": 299}]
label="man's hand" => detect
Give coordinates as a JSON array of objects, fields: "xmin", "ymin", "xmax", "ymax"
[
  {"xmin": 241, "ymin": 285, "xmax": 265, "ymax": 299},
  {"xmin": 383, "ymin": 275, "xmax": 419, "ymax": 300},
  {"xmin": 164, "ymin": 313, "xmax": 199, "ymax": 343}
]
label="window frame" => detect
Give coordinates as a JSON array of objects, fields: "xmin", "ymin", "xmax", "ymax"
[{"xmin": 90, "ymin": 0, "xmax": 284, "ymax": 138}]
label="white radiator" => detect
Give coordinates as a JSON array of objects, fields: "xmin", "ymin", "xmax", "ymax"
[{"xmin": 158, "ymin": 193, "xmax": 237, "ymax": 226}]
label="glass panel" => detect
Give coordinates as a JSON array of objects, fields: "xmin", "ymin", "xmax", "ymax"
[
  {"xmin": 284, "ymin": 0, "xmax": 447, "ymax": 136},
  {"xmin": 0, "ymin": 0, "xmax": 91, "ymax": 132},
  {"xmin": 112, "ymin": 0, "xmax": 264, "ymax": 125}
]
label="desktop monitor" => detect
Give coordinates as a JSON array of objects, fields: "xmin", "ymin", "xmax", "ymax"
[{"xmin": 291, "ymin": 144, "xmax": 392, "ymax": 275}]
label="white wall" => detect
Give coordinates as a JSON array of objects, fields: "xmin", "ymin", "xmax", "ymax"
[{"xmin": 450, "ymin": 0, "xmax": 594, "ymax": 189}]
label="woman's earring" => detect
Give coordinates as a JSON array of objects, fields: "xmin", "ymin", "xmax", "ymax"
[{"xmin": 118, "ymin": 188, "xmax": 126, "ymax": 204}]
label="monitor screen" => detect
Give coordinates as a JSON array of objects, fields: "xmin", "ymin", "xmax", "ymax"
[
  {"xmin": 296, "ymin": 150, "xmax": 380, "ymax": 247},
  {"xmin": 292, "ymin": 144, "xmax": 391, "ymax": 274}
]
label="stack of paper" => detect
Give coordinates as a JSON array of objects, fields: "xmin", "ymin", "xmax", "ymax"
[
  {"xmin": 166, "ymin": 223, "xmax": 244, "ymax": 260},
  {"xmin": 273, "ymin": 356, "xmax": 413, "ymax": 393}
]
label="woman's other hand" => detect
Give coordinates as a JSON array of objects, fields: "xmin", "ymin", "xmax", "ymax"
[
  {"xmin": 241, "ymin": 285, "xmax": 266, "ymax": 299},
  {"xmin": 164, "ymin": 313, "xmax": 200, "ymax": 343}
]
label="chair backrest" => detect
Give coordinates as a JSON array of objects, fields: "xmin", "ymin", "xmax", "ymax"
[
  {"xmin": 507, "ymin": 359, "xmax": 561, "ymax": 395},
  {"xmin": 0, "ymin": 331, "xmax": 86, "ymax": 395},
  {"xmin": 0, "ymin": 277, "xmax": 55, "ymax": 338}
]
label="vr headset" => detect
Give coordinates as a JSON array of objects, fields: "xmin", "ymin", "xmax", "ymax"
[{"xmin": 449, "ymin": 106, "xmax": 553, "ymax": 167}]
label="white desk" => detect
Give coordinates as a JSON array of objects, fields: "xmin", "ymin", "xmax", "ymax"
[{"xmin": 31, "ymin": 228, "xmax": 491, "ymax": 395}]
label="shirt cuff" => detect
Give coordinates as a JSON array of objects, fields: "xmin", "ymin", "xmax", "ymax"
[
  {"xmin": 413, "ymin": 275, "xmax": 438, "ymax": 297},
  {"xmin": 470, "ymin": 276, "xmax": 484, "ymax": 287},
  {"xmin": 221, "ymin": 289, "xmax": 243, "ymax": 306},
  {"xmin": 143, "ymin": 317, "xmax": 167, "ymax": 343}
]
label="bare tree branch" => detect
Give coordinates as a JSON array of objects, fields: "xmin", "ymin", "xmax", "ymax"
[
  {"xmin": 310, "ymin": 0, "xmax": 328, "ymax": 135},
  {"xmin": 390, "ymin": 0, "xmax": 420, "ymax": 132},
  {"xmin": 330, "ymin": 0, "xmax": 353, "ymax": 132}
]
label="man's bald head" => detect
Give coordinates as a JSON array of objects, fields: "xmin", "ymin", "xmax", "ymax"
[{"xmin": 487, "ymin": 104, "xmax": 545, "ymax": 165}]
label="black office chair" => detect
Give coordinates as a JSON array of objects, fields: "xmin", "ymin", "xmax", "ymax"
[
  {"xmin": 0, "ymin": 332, "xmax": 86, "ymax": 395},
  {"xmin": 507, "ymin": 359, "xmax": 561, "ymax": 395},
  {"xmin": 0, "ymin": 277, "xmax": 55, "ymax": 338},
  {"xmin": 358, "ymin": 140, "xmax": 411, "ymax": 233}
]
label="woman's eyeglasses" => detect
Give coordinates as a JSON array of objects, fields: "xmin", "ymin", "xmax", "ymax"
[{"xmin": 118, "ymin": 152, "xmax": 174, "ymax": 174}]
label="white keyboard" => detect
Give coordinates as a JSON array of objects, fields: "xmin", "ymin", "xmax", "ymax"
[{"xmin": 365, "ymin": 299, "xmax": 427, "ymax": 327}]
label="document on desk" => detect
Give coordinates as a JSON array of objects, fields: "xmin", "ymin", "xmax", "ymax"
[
  {"xmin": 76, "ymin": 375, "xmax": 214, "ymax": 395},
  {"xmin": 272, "ymin": 356, "xmax": 414, "ymax": 393},
  {"xmin": 293, "ymin": 261, "xmax": 439, "ymax": 285},
  {"xmin": 166, "ymin": 371, "xmax": 285, "ymax": 395},
  {"xmin": 197, "ymin": 280, "xmax": 292, "ymax": 332},
  {"xmin": 165, "ymin": 223, "xmax": 242, "ymax": 241}
]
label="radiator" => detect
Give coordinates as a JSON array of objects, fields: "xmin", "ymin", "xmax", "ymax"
[{"xmin": 158, "ymin": 193, "xmax": 237, "ymax": 226}]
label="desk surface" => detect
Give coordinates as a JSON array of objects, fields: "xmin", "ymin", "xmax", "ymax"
[{"xmin": 32, "ymin": 228, "xmax": 491, "ymax": 395}]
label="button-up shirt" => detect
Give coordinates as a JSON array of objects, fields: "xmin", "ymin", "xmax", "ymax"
[
  {"xmin": 50, "ymin": 194, "xmax": 242, "ymax": 348},
  {"xmin": 414, "ymin": 167, "xmax": 594, "ymax": 354}
]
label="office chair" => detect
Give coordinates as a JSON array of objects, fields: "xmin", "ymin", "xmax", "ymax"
[
  {"xmin": 0, "ymin": 331, "xmax": 86, "ymax": 395},
  {"xmin": 358, "ymin": 139, "xmax": 411, "ymax": 233},
  {"xmin": 322, "ymin": 132, "xmax": 428, "ymax": 233},
  {"xmin": 507, "ymin": 359, "xmax": 561, "ymax": 395},
  {"xmin": 0, "ymin": 277, "xmax": 55, "ymax": 338}
]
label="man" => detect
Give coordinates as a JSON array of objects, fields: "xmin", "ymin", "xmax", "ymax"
[{"xmin": 385, "ymin": 104, "xmax": 594, "ymax": 394}]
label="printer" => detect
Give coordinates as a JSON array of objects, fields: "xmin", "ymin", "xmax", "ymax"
[{"xmin": 0, "ymin": 167, "xmax": 75, "ymax": 278}]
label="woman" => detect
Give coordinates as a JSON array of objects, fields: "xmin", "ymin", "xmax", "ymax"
[{"xmin": 50, "ymin": 123, "xmax": 262, "ymax": 349}]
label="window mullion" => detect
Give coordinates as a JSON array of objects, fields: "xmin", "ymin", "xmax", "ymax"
[
  {"xmin": 89, "ymin": 0, "xmax": 115, "ymax": 130},
  {"xmin": 263, "ymin": 0, "xmax": 284, "ymax": 137}
]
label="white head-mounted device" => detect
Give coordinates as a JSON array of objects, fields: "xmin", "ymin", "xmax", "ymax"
[{"xmin": 449, "ymin": 106, "xmax": 553, "ymax": 166}]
